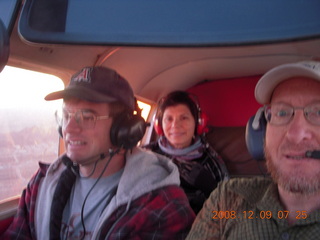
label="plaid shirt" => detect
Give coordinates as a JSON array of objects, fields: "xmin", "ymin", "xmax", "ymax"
[
  {"xmin": 2, "ymin": 162, "xmax": 195, "ymax": 240},
  {"xmin": 187, "ymin": 177, "xmax": 320, "ymax": 240}
]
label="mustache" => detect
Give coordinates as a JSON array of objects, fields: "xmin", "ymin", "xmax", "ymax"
[{"xmin": 278, "ymin": 142, "xmax": 319, "ymax": 153}]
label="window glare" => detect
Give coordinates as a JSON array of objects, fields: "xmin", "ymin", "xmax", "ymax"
[
  {"xmin": 0, "ymin": 66, "xmax": 64, "ymax": 200},
  {"xmin": 137, "ymin": 101, "xmax": 151, "ymax": 121}
]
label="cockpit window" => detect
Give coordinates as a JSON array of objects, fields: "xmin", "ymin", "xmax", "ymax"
[
  {"xmin": 0, "ymin": 66, "xmax": 63, "ymax": 200},
  {"xmin": 19, "ymin": 0, "xmax": 320, "ymax": 46}
]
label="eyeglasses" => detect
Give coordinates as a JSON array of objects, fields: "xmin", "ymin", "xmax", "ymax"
[
  {"xmin": 264, "ymin": 102, "xmax": 320, "ymax": 126},
  {"xmin": 56, "ymin": 109, "xmax": 111, "ymax": 129}
]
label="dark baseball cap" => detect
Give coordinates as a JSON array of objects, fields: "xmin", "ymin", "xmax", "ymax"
[{"xmin": 45, "ymin": 66, "xmax": 135, "ymax": 110}]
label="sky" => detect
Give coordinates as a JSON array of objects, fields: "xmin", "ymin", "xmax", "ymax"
[
  {"xmin": 0, "ymin": 66, "xmax": 64, "ymax": 110},
  {"xmin": 0, "ymin": 66, "xmax": 150, "ymax": 120},
  {"xmin": 0, "ymin": 66, "xmax": 64, "ymax": 133}
]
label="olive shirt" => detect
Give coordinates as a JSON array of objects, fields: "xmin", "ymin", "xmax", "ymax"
[{"xmin": 186, "ymin": 177, "xmax": 320, "ymax": 240}]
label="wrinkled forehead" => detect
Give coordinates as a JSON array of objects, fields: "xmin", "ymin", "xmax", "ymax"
[{"xmin": 271, "ymin": 77, "xmax": 320, "ymax": 105}]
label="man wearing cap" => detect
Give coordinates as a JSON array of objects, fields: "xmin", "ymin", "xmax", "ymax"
[
  {"xmin": 2, "ymin": 66, "xmax": 195, "ymax": 240},
  {"xmin": 186, "ymin": 61, "xmax": 320, "ymax": 240}
]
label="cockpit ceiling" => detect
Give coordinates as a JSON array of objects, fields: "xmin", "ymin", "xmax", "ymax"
[{"xmin": 8, "ymin": 21, "xmax": 320, "ymax": 104}]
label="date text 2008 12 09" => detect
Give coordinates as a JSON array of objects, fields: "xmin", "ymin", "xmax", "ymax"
[{"xmin": 212, "ymin": 210, "xmax": 308, "ymax": 220}]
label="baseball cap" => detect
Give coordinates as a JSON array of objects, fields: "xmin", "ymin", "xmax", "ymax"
[
  {"xmin": 45, "ymin": 66, "xmax": 135, "ymax": 110},
  {"xmin": 255, "ymin": 61, "xmax": 320, "ymax": 104}
]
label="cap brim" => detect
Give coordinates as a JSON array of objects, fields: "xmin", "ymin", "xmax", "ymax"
[
  {"xmin": 255, "ymin": 63, "xmax": 320, "ymax": 104},
  {"xmin": 45, "ymin": 86, "xmax": 118, "ymax": 103}
]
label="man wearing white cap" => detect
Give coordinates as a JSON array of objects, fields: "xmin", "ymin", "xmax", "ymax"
[{"xmin": 186, "ymin": 61, "xmax": 320, "ymax": 240}]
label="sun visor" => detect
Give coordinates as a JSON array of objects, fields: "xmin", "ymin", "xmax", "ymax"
[
  {"xmin": 18, "ymin": 0, "xmax": 320, "ymax": 47},
  {"xmin": 0, "ymin": 19, "xmax": 9, "ymax": 73}
]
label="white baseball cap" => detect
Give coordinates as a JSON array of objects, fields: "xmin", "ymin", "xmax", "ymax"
[{"xmin": 255, "ymin": 61, "xmax": 320, "ymax": 104}]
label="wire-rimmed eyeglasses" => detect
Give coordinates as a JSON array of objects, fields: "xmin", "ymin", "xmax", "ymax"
[
  {"xmin": 55, "ymin": 109, "xmax": 111, "ymax": 129},
  {"xmin": 264, "ymin": 102, "xmax": 320, "ymax": 126}
]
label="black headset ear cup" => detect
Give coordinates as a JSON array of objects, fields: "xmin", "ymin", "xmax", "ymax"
[
  {"xmin": 58, "ymin": 125, "xmax": 63, "ymax": 138},
  {"xmin": 245, "ymin": 108, "xmax": 266, "ymax": 161},
  {"xmin": 110, "ymin": 112, "xmax": 147, "ymax": 149}
]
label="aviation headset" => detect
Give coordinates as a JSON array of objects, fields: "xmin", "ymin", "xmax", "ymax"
[
  {"xmin": 245, "ymin": 107, "xmax": 266, "ymax": 161},
  {"xmin": 58, "ymin": 100, "xmax": 146, "ymax": 150},
  {"xmin": 154, "ymin": 91, "xmax": 208, "ymax": 136}
]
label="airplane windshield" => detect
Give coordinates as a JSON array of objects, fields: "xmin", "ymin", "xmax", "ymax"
[{"xmin": 19, "ymin": 0, "xmax": 320, "ymax": 46}]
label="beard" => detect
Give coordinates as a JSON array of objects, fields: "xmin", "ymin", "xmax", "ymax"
[{"xmin": 265, "ymin": 146, "xmax": 320, "ymax": 196}]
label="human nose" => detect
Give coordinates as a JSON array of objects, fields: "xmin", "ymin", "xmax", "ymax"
[
  {"xmin": 63, "ymin": 113, "xmax": 81, "ymax": 133},
  {"xmin": 285, "ymin": 110, "xmax": 312, "ymax": 143},
  {"xmin": 171, "ymin": 117, "xmax": 181, "ymax": 127}
]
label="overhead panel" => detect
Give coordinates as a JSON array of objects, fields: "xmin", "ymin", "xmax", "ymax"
[{"xmin": 19, "ymin": 0, "xmax": 320, "ymax": 46}]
